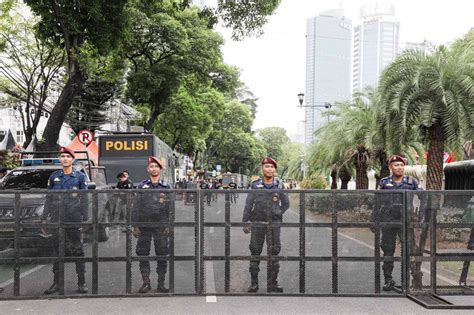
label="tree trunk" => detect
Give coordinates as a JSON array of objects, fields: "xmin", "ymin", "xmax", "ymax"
[
  {"xmin": 144, "ymin": 107, "xmax": 160, "ymax": 132},
  {"xmin": 330, "ymin": 165, "xmax": 338, "ymax": 190},
  {"xmin": 355, "ymin": 146, "xmax": 369, "ymax": 189},
  {"xmin": 426, "ymin": 123, "xmax": 444, "ymax": 190},
  {"xmin": 40, "ymin": 69, "xmax": 86, "ymax": 150},
  {"xmin": 377, "ymin": 149, "xmax": 390, "ymax": 187},
  {"xmin": 339, "ymin": 165, "xmax": 351, "ymax": 190}
]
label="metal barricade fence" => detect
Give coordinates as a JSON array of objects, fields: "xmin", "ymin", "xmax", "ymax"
[{"xmin": 0, "ymin": 189, "xmax": 472, "ymax": 308}]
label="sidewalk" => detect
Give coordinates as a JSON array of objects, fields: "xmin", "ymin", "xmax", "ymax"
[{"xmin": 1, "ymin": 296, "xmax": 471, "ymax": 314}]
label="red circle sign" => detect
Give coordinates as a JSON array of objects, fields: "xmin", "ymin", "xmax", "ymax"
[{"xmin": 77, "ymin": 129, "xmax": 94, "ymax": 145}]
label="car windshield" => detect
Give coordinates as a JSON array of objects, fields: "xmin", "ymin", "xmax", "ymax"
[{"xmin": 1, "ymin": 169, "xmax": 56, "ymax": 189}]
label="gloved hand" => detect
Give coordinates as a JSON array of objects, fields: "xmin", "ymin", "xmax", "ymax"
[
  {"xmin": 243, "ymin": 223, "xmax": 251, "ymax": 234},
  {"xmin": 132, "ymin": 226, "xmax": 141, "ymax": 238}
]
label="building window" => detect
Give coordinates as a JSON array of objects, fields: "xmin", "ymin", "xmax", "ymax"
[{"xmin": 16, "ymin": 130, "xmax": 24, "ymax": 144}]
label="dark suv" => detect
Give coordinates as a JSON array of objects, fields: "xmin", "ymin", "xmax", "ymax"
[{"xmin": 0, "ymin": 154, "xmax": 112, "ymax": 251}]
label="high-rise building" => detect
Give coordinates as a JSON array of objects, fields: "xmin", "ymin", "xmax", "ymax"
[
  {"xmin": 192, "ymin": 0, "xmax": 206, "ymax": 9},
  {"xmin": 402, "ymin": 40, "xmax": 435, "ymax": 55},
  {"xmin": 304, "ymin": 9, "xmax": 352, "ymax": 146},
  {"xmin": 352, "ymin": 3, "xmax": 399, "ymax": 92}
]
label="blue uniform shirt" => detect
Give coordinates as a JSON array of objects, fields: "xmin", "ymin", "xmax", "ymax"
[
  {"xmin": 242, "ymin": 177, "xmax": 289, "ymax": 222},
  {"xmin": 43, "ymin": 169, "xmax": 88, "ymax": 222},
  {"xmin": 378, "ymin": 175, "xmax": 419, "ymax": 190},
  {"xmin": 373, "ymin": 175, "xmax": 420, "ymax": 223},
  {"xmin": 132, "ymin": 178, "xmax": 173, "ymax": 223}
]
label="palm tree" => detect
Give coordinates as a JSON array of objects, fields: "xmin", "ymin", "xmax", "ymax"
[{"xmin": 379, "ymin": 44, "xmax": 474, "ymax": 190}]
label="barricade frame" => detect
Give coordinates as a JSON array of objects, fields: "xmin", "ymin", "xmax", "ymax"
[{"xmin": 0, "ymin": 189, "xmax": 472, "ymax": 309}]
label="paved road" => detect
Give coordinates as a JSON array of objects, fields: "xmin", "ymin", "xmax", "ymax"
[
  {"xmin": 2, "ymin": 296, "xmax": 471, "ymax": 314},
  {"xmin": 0, "ymin": 191, "xmax": 459, "ymax": 297}
]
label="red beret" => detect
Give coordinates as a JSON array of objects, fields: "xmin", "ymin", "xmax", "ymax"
[
  {"xmin": 389, "ymin": 155, "xmax": 407, "ymax": 165},
  {"xmin": 261, "ymin": 157, "xmax": 277, "ymax": 168},
  {"xmin": 148, "ymin": 156, "xmax": 164, "ymax": 169},
  {"xmin": 58, "ymin": 146, "xmax": 75, "ymax": 158}
]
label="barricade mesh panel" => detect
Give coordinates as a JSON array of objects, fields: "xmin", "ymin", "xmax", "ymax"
[{"xmin": 0, "ymin": 190, "xmax": 472, "ymax": 300}]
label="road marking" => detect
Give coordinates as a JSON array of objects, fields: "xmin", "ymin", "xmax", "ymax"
[
  {"xmin": 0, "ymin": 264, "xmax": 47, "ymax": 288},
  {"xmin": 288, "ymin": 208, "xmax": 459, "ymax": 286},
  {"xmin": 205, "ymin": 261, "xmax": 217, "ymax": 302},
  {"xmin": 206, "ymin": 295, "xmax": 217, "ymax": 303}
]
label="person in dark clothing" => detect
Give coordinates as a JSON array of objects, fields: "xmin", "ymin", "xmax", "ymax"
[
  {"xmin": 0, "ymin": 166, "xmax": 7, "ymax": 180},
  {"xmin": 114, "ymin": 171, "xmax": 133, "ymax": 224},
  {"xmin": 132, "ymin": 156, "xmax": 173, "ymax": 293},
  {"xmin": 372, "ymin": 154, "xmax": 420, "ymax": 291},
  {"xmin": 242, "ymin": 157, "xmax": 289, "ymax": 293},
  {"xmin": 116, "ymin": 171, "xmax": 133, "ymax": 189},
  {"xmin": 42, "ymin": 147, "xmax": 89, "ymax": 294},
  {"xmin": 200, "ymin": 180, "xmax": 211, "ymax": 206},
  {"xmin": 228, "ymin": 180, "xmax": 237, "ymax": 204}
]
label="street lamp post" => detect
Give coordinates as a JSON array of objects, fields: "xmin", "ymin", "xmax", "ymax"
[
  {"xmin": 297, "ymin": 92, "xmax": 332, "ymax": 123},
  {"xmin": 298, "ymin": 93, "xmax": 333, "ymax": 180}
]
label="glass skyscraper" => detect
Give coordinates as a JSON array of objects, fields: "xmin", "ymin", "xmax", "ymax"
[
  {"xmin": 304, "ymin": 9, "xmax": 352, "ymax": 146},
  {"xmin": 352, "ymin": 4, "xmax": 399, "ymax": 92}
]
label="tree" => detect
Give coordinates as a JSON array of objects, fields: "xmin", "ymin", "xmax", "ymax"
[
  {"xmin": 199, "ymin": 100, "xmax": 265, "ymax": 174},
  {"xmin": 256, "ymin": 127, "xmax": 290, "ymax": 162},
  {"xmin": 205, "ymin": 0, "xmax": 281, "ymax": 40},
  {"xmin": 153, "ymin": 86, "xmax": 223, "ymax": 156},
  {"xmin": 125, "ymin": 4, "xmax": 228, "ymax": 131},
  {"xmin": 307, "ymin": 100, "xmax": 372, "ymax": 189},
  {"xmin": 24, "ymin": 0, "xmax": 129, "ymax": 149},
  {"xmin": 379, "ymin": 45, "xmax": 474, "ymax": 190},
  {"xmin": 68, "ymin": 77, "xmax": 124, "ymax": 134},
  {"xmin": 0, "ymin": 5, "xmax": 64, "ymax": 148},
  {"xmin": 68, "ymin": 52, "xmax": 126, "ymax": 134}
]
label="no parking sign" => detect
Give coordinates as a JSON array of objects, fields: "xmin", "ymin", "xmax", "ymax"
[{"xmin": 77, "ymin": 129, "xmax": 94, "ymax": 145}]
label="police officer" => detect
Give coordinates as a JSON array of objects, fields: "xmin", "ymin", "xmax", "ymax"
[
  {"xmin": 132, "ymin": 156, "xmax": 173, "ymax": 293},
  {"xmin": 242, "ymin": 157, "xmax": 289, "ymax": 293},
  {"xmin": 372, "ymin": 154, "xmax": 419, "ymax": 291},
  {"xmin": 116, "ymin": 171, "xmax": 133, "ymax": 189},
  {"xmin": 200, "ymin": 179, "xmax": 211, "ymax": 206},
  {"xmin": 42, "ymin": 147, "xmax": 88, "ymax": 294},
  {"xmin": 228, "ymin": 180, "xmax": 237, "ymax": 204}
]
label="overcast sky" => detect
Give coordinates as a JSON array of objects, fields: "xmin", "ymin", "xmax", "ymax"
[{"xmin": 217, "ymin": 0, "xmax": 474, "ymax": 135}]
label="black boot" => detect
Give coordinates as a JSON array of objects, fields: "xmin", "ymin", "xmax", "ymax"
[
  {"xmin": 77, "ymin": 274, "xmax": 88, "ymax": 294},
  {"xmin": 383, "ymin": 278, "xmax": 396, "ymax": 291},
  {"xmin": 268, "ymin": 269, "xmax": 283, "ymax": 293},
  {"xmin": 248, "ymin": 272, "xmax": 259, "ymax": 293},
  {"xmin": 139, "ymin": 273, "xmax": 152, "ymax": 293},
  {"xmin": 267, "ymin": 281, "xmax": 283, "ymax": 293},
  {"xmin": 44, "ymin": 282, "xmax": 58, "ymax": 295},
  {"xmin": 156, "ymin": 273, "xmax": 169, "ymax": 293}
]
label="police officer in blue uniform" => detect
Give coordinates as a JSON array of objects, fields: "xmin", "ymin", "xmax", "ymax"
[
  {"xmin": 42, "ymin": 147, "xmax": 89, "ymax": 294},
  {"xmin": 243, "ymin": 157, "xmax": 289, "ymax": 293},
  {"xmin": 132, "ymin": 156, "xmax": 173, "ymax": 293},
  {"xmin": 372, "ymin": 154, "xmax": 420, "ymax": 291}
]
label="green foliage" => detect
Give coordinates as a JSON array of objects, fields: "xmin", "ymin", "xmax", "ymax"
[
  {"xmin": 0, "ymin": 150, "xmax": 20, "ymax": 169},
  {"xmin": 300, "ymin": 174, "xmax": 327, "ymax": 189},
  {"xmin": 24, "ymin": 0, "xmax": 129, "ymax": 54},
  {"xmin": 199, "ymin": 100, "xmax": 266, "ymax": 175},
  {"xmin": 213, "ymin": 0, "xmax": 281, "ymax": 40},
  {"xmin": 125, "ymin": 4, "xmax": 229, "ymax": 130},
  {"xmin": 256, "ymin": 127, "xmax": 290, "ymax": 162},
  {"xmin": 154, "ymin": 86, "xmax": 223, "ymax": 155},
  {"xmin": 68, "ymin": 77, "xmax": 125, "ymax": 134},
  {"xmin": 0, "ymin": 3, "xmax": 65, "ymax": 147},
  {"xmin": 379, "ymin": 43, "xmax": 474, "ymax": 189}
]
